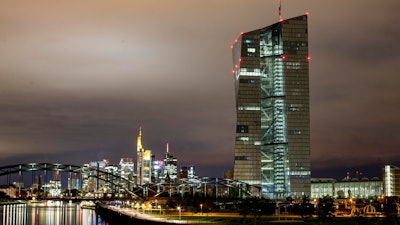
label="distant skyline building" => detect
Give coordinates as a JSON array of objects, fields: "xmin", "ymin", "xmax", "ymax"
[
  {"xmin": 82, "ymin": 159, "xmax": 109, "ymax": 193},
  {"xmin": 119, "ymin": 158, "xmax": 134, "ymax": 190},
  {"xmin": 136, "ymin": 127, "xmax": 152, "ymax": 186},
  {"xmin": 163, "ymin": 143, "xmax": 178, "ymax": 183},
  {"xmin": 179, "ymin": 165, "xmax": 196, "ymax": 180},
  {"xmin": 152, "ymin": 157, "xmax": 164, "ymax": 183},
  {"xmin": 232, "ymin": 15, "xmax": 311, "ymax": 199}
]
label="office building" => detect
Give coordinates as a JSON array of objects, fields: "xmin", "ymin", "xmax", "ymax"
[
  {"xmin": 163, "ymin": 143, "xmax": 178, "ymax": 183},
  {"xmin": 311, "ymin": 178, "xmax": 382, "ymax": 199},
  {"xmin": 136, "ymin": 127, "xmax": 152, "ymax": 186},
  {"xmin": 119, "ymin": 158, "xmax": 135, "ymax": 190},
  {"xmin": 152, "ymin": 158, "xmax": 164, "ymax": 183},
  {"xmin": 179, "ymin": 165, "xmax": 196, "ymax": 180},
  {"xmin": 383, "ymin": 165, "xmax": 400, "ymax": 197},
  {"xmin": 232, "ymin": 15, "xmax": 311, "ymax": 199}
]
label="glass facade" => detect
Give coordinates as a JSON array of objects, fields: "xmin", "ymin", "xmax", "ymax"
[
  {"xmin": 383, "ymin": 165, "xmax": 400, "ymax": 197},
  {"xmin": 232, "ymin": 15, "xmax": 310, "ymax": 199},
  {"xmin": 311, "ymin": 178, "xmax": 383, "ymax": 199}
]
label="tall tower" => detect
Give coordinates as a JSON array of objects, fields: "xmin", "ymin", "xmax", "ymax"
[
  {"xmin": 232, "ymin": 15, "xmax": 311, "ymax": 199},
  {"xmin": 136, "ymin": 127, "xmax": 152, "ymax": 186},
  {"xmin": 136, "ymin": 127, "xmax": 144, "ymax": 186},
  {"xmin": 163, "ymin": 143, "xmax": 178, "ymax": 183}
]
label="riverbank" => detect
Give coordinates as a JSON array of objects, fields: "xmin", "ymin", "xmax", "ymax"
[
  {"xmin": 96, "ymin": 204, "xmax": 184, "ymax": 224},
  {"xmin": 0, "ymin": 200, "xmax": 26, "ymax": 205},
  {"xmin": 96, "ymin": 204, "xmax": 396, "ymax": 225},
  {"xmin": 95, "ymin": 204, "xmax": 308, "ymax": 224}
]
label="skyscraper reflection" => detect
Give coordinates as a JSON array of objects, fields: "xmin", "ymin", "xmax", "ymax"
[{"xmin": 0, "ymin": 201, "xmax": 105, "ymax": 225}]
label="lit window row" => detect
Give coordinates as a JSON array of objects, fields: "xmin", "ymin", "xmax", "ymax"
[{"xmin": 238, "ymin": 106, "xmax": 261, "ymax": 111}]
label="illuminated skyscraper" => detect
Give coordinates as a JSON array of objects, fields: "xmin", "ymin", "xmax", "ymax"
[
  {"xmin": 163, "ymin": 143, "xmax": 178, "ymax": 183},
  {"xmin": 119, "ymin": 158, "xmax": 134, "ymax": 190},
  {"xmin": 136, "ymin": 127, "xmax": 152, "ymax": 186},
  {"xmin": 383, "ymin": 165, "xmax": 400, "ymax": 197},
  {"xmin": 232, "ymin": 15, "xmax": 310, "ymax": 199}
]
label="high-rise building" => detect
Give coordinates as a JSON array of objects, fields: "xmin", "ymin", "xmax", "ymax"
[
  {"xmin": 152, "ymin": 157, "xmax": 164, "ymax": 183},
  {"xmin": 81, "ymin": 159, "xmax": 110, "ymax": 193},
  {"xmin": 163, "ymin": 143, "xmax": 178, "ymax": 183},
  {"xmin": 119, "ymin": 158, "xmax": 135, "ymax": 190},
  {"xmin": 232, "ymin": 15, "xmax": 311, "ymax": 199},
  {"xmin": 136, "ymin": 127, "xmax": 144, "ymax": 185},
  {"xmin": 136, "ymin": 127, "xmax": 152, "ymax": 186},
  {"xmin": 179, "ymin": 165, "xmax": 196, "ymax": 180},
  {"xmin": 383, "ymin": 165, "xmax": 400, "ymax": 197}
]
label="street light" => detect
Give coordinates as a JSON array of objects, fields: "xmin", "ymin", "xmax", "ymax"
[
  {"xmin": 200, "ymin": 204, "xmax": 203, "ymax": 214},
  {"xmin": 177, "ymin": 206, "xmax": 181, "ymax": 220},
  {"xmin": 158, "ymin": 205, "xmax": 161, "ymax": 215}
]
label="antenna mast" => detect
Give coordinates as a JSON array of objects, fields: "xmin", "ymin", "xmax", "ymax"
[{"xmin": 279, "ymin": 0, "xmax": 283, "ymax": 21}]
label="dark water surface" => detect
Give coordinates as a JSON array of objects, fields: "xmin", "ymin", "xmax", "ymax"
[{"xmin": 0, "ymin": 201, "xmax": 107, "ymax": 225}]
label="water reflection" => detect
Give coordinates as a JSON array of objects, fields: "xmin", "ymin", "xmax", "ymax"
[{"xmin": 0, "ymin": 201, "xmax": 106, "ymax": 225}]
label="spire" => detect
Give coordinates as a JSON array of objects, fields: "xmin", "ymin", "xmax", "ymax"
[
  {"xmin": 137, "ymin": 127, "xmax": 143, "ymax": 152},
  {"xmin": 166, "ymin": 142, "xmax": 169, "ymax": 153},
  {"xmin": 279, "ymin": 0, "xmax": 283, "ymax": 22}
]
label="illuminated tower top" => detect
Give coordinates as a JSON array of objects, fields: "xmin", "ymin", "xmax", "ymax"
[{"xmin": 137, "ymin": 127, "xmax": 143, "ymax": 152}]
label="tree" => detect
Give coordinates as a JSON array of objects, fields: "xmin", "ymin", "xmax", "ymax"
[
  {"xmin": 382, "ymin": 196, "xmax": 399, "ymax": 225},
  {"xmin": 237, "ymin": 197, "xmax": 275, "ymax": 225},
  {"xmin": 292, "ymin": 195, "xmax": 314, "ymax": 221},
  {"xmin": 316, "ymin": 195, "xmax": 335, "ymax": 223}
]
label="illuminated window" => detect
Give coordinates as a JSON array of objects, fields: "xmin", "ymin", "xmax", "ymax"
[
  {"xmin": 288, "ymin": 107, "xmax": 299, "ymax": 111},
  {"xmin": 235, "ymin": 156, "xmax": 249, "ymax": 160},
  {"xmin": 290, "ymin": 130, "xmax": 301, "ymax": 135},
  {"xmin": 238, "ymin": 106, "xmax": 260, "ymax": 111},
  {"xmin": 247, "ymin": 48, "xmax": 256, "ymax": 57},
  {"xmin": 239, "ymin": 79, "xmax": 255, "ymax": 84},
  {"xmin": 236, "ymin": 125, "xmax": 248, "ymax": 133},
  {"xmin": 236, "ymin": 136, "xmax": 249, "ymax": 141}
]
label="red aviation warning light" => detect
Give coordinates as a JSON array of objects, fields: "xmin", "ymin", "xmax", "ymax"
[
  {"xmin": 306, "ymin": 56, "xmax": 311, "ymax": 61},
  {"xmin": 281, "ymin": 55, "xmax": 287, "ymax": 60}
]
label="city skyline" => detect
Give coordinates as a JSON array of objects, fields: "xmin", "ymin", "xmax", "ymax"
[{"xmin": 1, "ymin": 1, "xmax": 400, "ymax": 179}]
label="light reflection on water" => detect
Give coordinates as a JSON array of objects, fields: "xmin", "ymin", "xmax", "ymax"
[{"xmin": 0, "ymin": 201, "xmax": 106, "ymax": 225}]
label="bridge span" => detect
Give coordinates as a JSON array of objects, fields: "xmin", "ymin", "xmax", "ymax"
[{"xmin": 0, "ymin": 162, "xmax": 257, "ymax": 199}]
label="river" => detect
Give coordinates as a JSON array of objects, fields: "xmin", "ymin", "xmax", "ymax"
[{"xmin": 0, "ymin": 201, "xmax": 108, "ymax": 225}]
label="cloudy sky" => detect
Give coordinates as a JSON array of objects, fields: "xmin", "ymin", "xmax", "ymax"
[{"xmin": 1, "ymin": 0, "xmax": 399, "ymax": 179}]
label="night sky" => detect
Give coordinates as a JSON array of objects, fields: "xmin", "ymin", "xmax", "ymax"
[{"xmin": 1, "ymin": 0, "xmax": 399, "ymax": 180}]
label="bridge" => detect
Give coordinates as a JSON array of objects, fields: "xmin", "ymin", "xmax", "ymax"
[{"xmin": 0, "ymin": 163, "xmax": 258, "ymax": 199}]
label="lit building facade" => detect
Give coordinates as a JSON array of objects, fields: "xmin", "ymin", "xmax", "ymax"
[
  {"xmin": 163, "ymin": 143, "xmax": 178, "ymax": 183},
  {"xmin": 383, "ymin": 165, "xmax": 400, "ymax": 197},
  {"xmin": 232, "ymin": 15, "xmax": 311, "ymax": 199},
  {"xmin": 152, "ymin": 158, "xmax": 164, "ymax": 183},
  {"xmin": 136, "ymin": 127, "xmax": 152, "ymax": 186},
  {"xmin": 119, "ymin": 158, "xmax": 135, "ymax": 190},
  {"xmin": 179, "ymin": 165, "xmax": 196, "ymax": 180},
  {"xmin": 105, "ymin": 165, "xmax": 118, "ymax": 192},
  {"xmin": 82, "ymin": 160, "xmax": 110, "ymax": 193},
  {"xmin": 311, "ymin": 178, "xmax": 383, "ymax": 199}
]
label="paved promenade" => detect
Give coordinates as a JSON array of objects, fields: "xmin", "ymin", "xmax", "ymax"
[{"xmin": 104, "ymin": 205, "xmax": 217, "ymax": 224}]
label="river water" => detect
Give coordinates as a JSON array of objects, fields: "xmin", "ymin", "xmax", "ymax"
[{"xmin": 0, "ymin": 201, "xmax": 107, "ymax": 225}]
